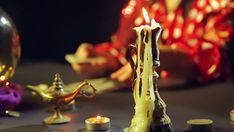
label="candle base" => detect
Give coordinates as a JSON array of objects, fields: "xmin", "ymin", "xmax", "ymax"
[
  {"xmin": 85, "ymin": 116, "xmax": 110, "ymax": 131},
  {"xmin": 150, "ymin": 124, "xmax": 173, "ymax": 132},
  {"xmin": 85, "ymin": 122, "xmax": 110, "ymax": 131},
  {"xmin": 123, "ymin": 124, "xmax": 173, "ymax": 132}
]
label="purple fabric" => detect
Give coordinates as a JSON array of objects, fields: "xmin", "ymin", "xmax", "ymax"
[{"xmin": 0, "ymin": 83, "xmax": 23, "ymax": 110}]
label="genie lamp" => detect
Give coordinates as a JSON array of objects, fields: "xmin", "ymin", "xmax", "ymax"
[{"xmin": 27, "ymin": 73, "xmax": 96, "ymax": 124}]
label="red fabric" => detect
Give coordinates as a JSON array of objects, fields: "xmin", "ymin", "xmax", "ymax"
[{"xmin": 95, "ymin": 0, "xmax": 234, "ymax": 81}]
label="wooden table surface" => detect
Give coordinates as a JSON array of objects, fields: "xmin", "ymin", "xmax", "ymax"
[{"xmin": 0, "ymin": 61, "xmax": 233, "ymax": 132}]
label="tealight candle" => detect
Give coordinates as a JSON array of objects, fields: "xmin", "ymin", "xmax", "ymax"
[
  {"xmin": 85, "ymin": 115, "xmax": 110, "ymax": 131},
  {"xmin": 230, "ymin": 110, "xmax": 234, "ymax": 121}
]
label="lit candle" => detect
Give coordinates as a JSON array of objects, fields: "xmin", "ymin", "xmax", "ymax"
[
  {"xmin": 85, "ymin": 115, "xmax": 110, "ymax": 131},
  {"xmin": 125, "ymin": 8, "xmax": 172, "ymax": 132},
  {"xmin": 230, "ymin": 110, "xmax": 234, "ymax": 122},
  {"xmin": 133, "ymin": 8, "xmax": 162, "ymax": 127}
]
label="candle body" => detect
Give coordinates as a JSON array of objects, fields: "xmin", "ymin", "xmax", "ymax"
[{"xmin": 125, "ymin": 24, "xmax": 172, "ymax": 132}]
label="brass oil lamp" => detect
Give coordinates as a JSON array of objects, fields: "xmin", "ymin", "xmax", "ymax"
[{"xmin": 27, "ymin": 73, "xmax": 96, "ymax": 124}]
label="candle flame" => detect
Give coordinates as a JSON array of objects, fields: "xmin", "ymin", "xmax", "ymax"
[
  {"xmin": 142, "ymin": 8, "xmax": 150, "ymax": 24},
  {"xmin": 151, "ymin": 19, "xmax": 160, "ymax": 29},
  {"xmin": 0, "ymin": 75, "xmax": 6, "ymax": 81},
  {"xmin": 97, "ymin": 115, "xmax": 101, "ymax": 119},
  {"xmin": 6, "ymin": 81, "xmax": 9, "ymax": 86},
  {"xmin": 2, "ymin": 65, "xmax": 6, "ymax": 69},
  {"xmin": 9, "ymin": 66, "xmax": 13, "ymax": 71}
]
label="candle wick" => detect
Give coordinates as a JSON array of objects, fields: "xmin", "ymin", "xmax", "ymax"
[{"xmin": 97, "ymin": 115, "xmax": 101, "ymax": 119}]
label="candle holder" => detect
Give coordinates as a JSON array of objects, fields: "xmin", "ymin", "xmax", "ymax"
[
  {"xmin": 27, "ymin": 73, "xmax": 96, "ymax": 124},
  {"xmin": 85, "ymin": 115, "xmax": 110, "ymax": 131},
  {"xmin": 230, "ymin": 110, "xmax": 234, "ymax": 122},
  {"xmin": 124, "ymin": 8, "xmax": 172, "ymax": 132},
  {"xmin": 187, "ymin": 119, "xmax": 213, "ymax": 132}
]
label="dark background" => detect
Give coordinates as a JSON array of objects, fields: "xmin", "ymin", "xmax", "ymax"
[{"xmin": 0, "ymin": 0, "xmax": 127, "ymax": 62}]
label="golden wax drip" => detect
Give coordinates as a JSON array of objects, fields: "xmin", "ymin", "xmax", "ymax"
[{"xmin": 125, "ymin": 10, "xmax": 172, "ymax": 132}]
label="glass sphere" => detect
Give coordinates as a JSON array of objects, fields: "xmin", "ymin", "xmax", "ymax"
[{"xmin": 0, "ymin": 8, "xmax": 20, "ymax": 83}]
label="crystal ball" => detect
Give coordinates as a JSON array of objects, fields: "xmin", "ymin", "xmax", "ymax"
[{"xmin": 0, "ymin": 8, "xmax": 20, "ymax": 83}]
